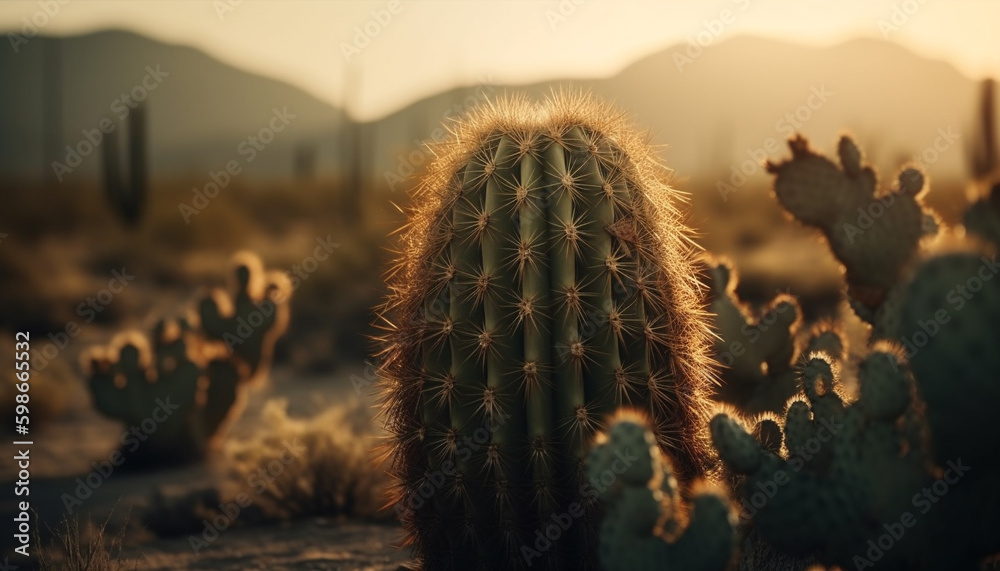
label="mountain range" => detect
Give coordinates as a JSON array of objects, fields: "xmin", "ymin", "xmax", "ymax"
[{"xmin": 0, "ymin": 30, "xmax": 990, "ymax": 190}]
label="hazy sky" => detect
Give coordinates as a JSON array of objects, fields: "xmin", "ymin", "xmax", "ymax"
[{"xmin": 3, "ymin": 1, "xmax": 999, "ymax": 120}]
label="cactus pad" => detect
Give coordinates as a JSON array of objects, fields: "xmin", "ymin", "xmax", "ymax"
[
  {"xmin": 897, "ymin": 251, "xmax": 1000, "ymax": 470},
  {"xmin": 588, "ymin": 417, "xmax": 736, "ymax": 571},
  {"xmin": 765, "ymin": 135, "xmax": 937, "ymax": 315},
  {"xmin": 84, "ymin": 252, "xmax": 292, "ymax": 465},
  {"xmin": 198, "ymin": 250, "xmax": 292, "ymax": 383}
]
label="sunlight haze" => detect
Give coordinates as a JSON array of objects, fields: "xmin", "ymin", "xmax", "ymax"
[{"xmin": 2, "ymin": 0, "xmax": 999, "ymax": 120}]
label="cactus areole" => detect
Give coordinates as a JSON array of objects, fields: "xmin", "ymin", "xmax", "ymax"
[{"xmin": 377, "ymin": 94, "xmax": 716, "ymax": 570}]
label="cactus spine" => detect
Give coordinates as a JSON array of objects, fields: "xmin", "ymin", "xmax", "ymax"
[{"xmin": 378, "ymin": 94, "xmax": 716, "ymax": 570}]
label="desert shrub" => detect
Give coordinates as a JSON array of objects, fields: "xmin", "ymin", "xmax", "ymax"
[
  {"xmin": 34, "ymin": 510, "xmax": 137, "ymax": 571},
  {"xmin": 220, "ymin": 398, "xmax": 387, "ymax": 521}
]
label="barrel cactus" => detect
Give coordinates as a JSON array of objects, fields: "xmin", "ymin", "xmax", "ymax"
[{"xmin": 377, "ymin": 93, "xmax": 717, "ymax": 570}]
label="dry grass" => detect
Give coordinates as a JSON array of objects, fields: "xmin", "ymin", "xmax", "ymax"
[
  {"xmin": 219, "ymin": 398, "xmax": 387, "ymax": 521},
  {"xmin": 34, "ymin": 509, "xmax": 138, "ymax": 571}
]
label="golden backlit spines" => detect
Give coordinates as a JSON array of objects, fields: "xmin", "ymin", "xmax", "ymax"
[
  {"xmin": 424, "ymin": 370, "xmax": 457, "ymax": 411},
  {"xmin": 612, "ymin": 364, "xmax": 644, "ymax": 405},
  {"xmin": 556, "ymin": 402, "xmax": 600, "ymax": 449},
  {"xmin": 376, "ymin": 92, "xmax": 718, "ymax": 570}
]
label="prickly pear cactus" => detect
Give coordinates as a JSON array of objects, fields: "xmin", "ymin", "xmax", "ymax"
[
  {"xmin": 765, "ymin": 135, "xmax": 938, "ymax": 316},
  {"xmin": 377, "ymin": 94, "xmax": 717, "ymax": 570},
  {"xmin": 701, "ymin": 257, "xmax": 800, "ymax": 409},
  {"xmin": 587, "ymin": 416, "xmax": 735, "ymax": 571},
  {"xmin": 84, "ymin": 320, "xmax": 243, "ymax": 465},
  {"xmin": 711, "ymin": 336, "xmax": 1000, "ymax": 570},
  {"xmin": 198, "ymin": 251, "xmax": 291, "ymax": 383},
  {"xmin": 84, "ymin": 252, "xmax": 292, "ymax": 465},
  {"xmin": 700, "ymin": 256, "xmax": 847, "ymax": 414}
]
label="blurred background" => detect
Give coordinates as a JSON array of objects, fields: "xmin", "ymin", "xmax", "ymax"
[{"xmin": 0, "ymin": 1, "xmax": 998, "ymax": 568}]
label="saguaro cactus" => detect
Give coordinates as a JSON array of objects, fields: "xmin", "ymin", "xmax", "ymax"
[
  {"xmin": 377, "ymin": 93, "xmax": 716, "ymax": 570},
  {"xmin": 102, "ymin": 102, "xmax": 148, "ymax": 226}
]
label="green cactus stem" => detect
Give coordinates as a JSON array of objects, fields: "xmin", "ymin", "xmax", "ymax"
[
  {"xmin": 102, "ymin": 102, "xmax": 147, "ymax": 226},
  {"xmin": 377, "ymin": 93, "xmax": 717, "ymax": 570}
]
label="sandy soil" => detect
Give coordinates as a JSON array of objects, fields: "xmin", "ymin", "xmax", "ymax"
[{"xmin": 123, "ymin": 520, "xmax": 410, "ymax": 571}]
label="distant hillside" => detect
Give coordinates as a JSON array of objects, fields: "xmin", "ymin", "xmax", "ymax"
[
  {"xmin": 376, "ymin": 36, "xmax": 982, "ymax": 188},
  {"xmin": 0, "ymin": 30, "xmax": 350, "ymax": 182},
  {"xmin": 0, "ymin": 31, "xmax": 990, "ymax": 188}
]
